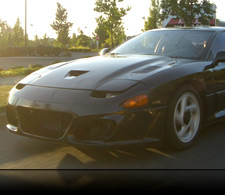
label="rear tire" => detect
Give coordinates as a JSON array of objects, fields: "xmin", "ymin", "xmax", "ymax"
[{"xmin": 166, "ymin": 86, "xmax": 203, "ymax": 150}]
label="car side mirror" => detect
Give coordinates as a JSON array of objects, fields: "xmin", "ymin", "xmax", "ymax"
[
  {"xmin": 99, "ymin": 48, "xmax": 109, "ymax": 56},
  {"xmin": 205, "ymin": 51, "xmax": 225, "ymax": 70},
  {"xmin": 213, "ymin": 51, "xmax": 225, "ymax": 66}
]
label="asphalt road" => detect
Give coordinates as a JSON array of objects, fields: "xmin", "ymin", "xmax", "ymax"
[
  {"xmin": 1, "ymin": 115, "xmax": 225, "ymax": 169},
  {"xmin": 1, "ymin": 116, "xmax": 225, "ymax": 191}
]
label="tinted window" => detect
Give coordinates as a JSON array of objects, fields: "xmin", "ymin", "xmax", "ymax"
[
  {"xmin": 111, "ymin": 30, "xmax": 213, "ymax": 59},
  {"xmin": 210, "ymin": 32, "xmax": 225, "ymax": 59}
]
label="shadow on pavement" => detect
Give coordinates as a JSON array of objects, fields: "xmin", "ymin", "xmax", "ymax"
[
  {"xmin": 56, "ymin": 121, "xmax": 225, "ymax": 169},
  {"xmin": 0, "ymin": 118, "xmax": 225, "ymax": 169}
]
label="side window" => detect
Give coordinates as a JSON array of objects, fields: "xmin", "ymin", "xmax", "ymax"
[{"xmin": 210, "ymin": 32, "xmax": 225, "ymax": 60}]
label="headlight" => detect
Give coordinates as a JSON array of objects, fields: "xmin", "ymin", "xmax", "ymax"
[
  {"xmin": 91, "ymin": 80, "xmax": 138, "ymax": 99},
  {"xmin": 105, "ymin": 93, "xmax": 117, "ymax": 99},
  {"xmin": 90, "ymin": 91, "xmax": 120, "ymax": 99}
]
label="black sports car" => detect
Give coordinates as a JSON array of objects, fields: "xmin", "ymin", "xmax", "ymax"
[{"xmin": 6, "ymin": 27, "xmax": 225, "ymax": 150}]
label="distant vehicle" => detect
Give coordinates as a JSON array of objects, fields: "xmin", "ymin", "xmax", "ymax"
[{"xmin": 6, "ymin": 27, "xmax": 225, "ymax": 150}]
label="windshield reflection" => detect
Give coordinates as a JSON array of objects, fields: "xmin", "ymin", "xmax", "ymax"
[{"xmin": 110, "ymin": 30, "xmax": 213, "ymax": 60}]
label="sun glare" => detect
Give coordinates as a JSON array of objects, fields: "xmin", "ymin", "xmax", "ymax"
[{"xmin": 0, "ymin": 0, "xmax": 224, "ymax": 40}]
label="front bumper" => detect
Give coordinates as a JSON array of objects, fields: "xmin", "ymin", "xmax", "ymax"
[{"xmin": 6, "ymin": 85, "xmax": 167, "ymax": 146}]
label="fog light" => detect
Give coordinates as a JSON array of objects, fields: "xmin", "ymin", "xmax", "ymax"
[{"xmin": 122, "ymin": 94, "xmax": 149, "ymax": 109}]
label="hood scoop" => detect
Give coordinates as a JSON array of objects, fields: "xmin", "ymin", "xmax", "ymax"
[{"xmin": 65, "ymin": 70, "xmax": 89, "ymax": 79}]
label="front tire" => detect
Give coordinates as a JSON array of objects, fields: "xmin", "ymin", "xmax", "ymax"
[{"xmin": 166, "ymin": 86, "xmax": 203, "ymax": 150}]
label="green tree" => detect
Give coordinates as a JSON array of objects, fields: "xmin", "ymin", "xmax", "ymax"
[
  {"xmin": 51, "ymin": 3, "xmax": 73, "ymax": 48},
  {"xmin": 106, "ymin": 22, "xmax": 126, "ymax": 47},
  {"xmin": 144, "ymin": 0, "xmax": 161, "ymax": 31},
  {"xmin": 12, "ymin": 18, "xmax": 24, "ymax": 46},
  {"xmin": 0, "ymin": 19, "xmax": 12, "ymax": 47},
  {"xmin": 7, "ymin": 32, "xmax": 13, "ymax": 47},
  {"xmin": 33, "ymin": 34, "xmax": 40, "ymax": 46},
  {"xmin": 40, "ymin": 33, "xmax": 51, "ymax": 46},
  {"xmin": 76, "ymin": 28, "xmax": 91, "ymax": 47},
  {"xmin": 94, "ymin": 0, "xmax": 130, "ymax": 48},
  {"xmin": 70, "ymin": 33, "xmax": 77, "ymax": 47},
  {"xmin": 160, "ymin": 0, "xmax": 214, "ymax": 26},
  {"xmin": 94, "ymin": 15, "xmax": 109, "ymax": 48}
]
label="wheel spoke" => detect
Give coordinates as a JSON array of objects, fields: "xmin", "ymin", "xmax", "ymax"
[
  {"xmin": 175, "ymin": 96, "xmax": 188, "ymax": 127},
  {"xmin": 189, "ymin": 116, "xmax": 198, "ymax": 134},
  {"xmin": 186, "ymin": 104, "xmax": 197, "ymax": 113},
  {"xmin": 180, "ymin": 96, "xmax": 188, "ymax": 116},
  {"xmin": 173, "ymin": 92, "xmax": 201, "ymax": 143},
  {"xmin": 175, "ymin": 109, "xmax": 184, "ymax": 126},
  {"xmin": 177, "ymin": 125, "xmax": 188, "ymax": 138},
  {"xmin": 179, "ymin": 117, "xmax": 193, "ymax": 137}
]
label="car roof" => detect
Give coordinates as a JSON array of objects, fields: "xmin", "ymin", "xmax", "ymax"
[{"xmin": 151, "ymin": 27, "xmax": 225, "ymax": 32}]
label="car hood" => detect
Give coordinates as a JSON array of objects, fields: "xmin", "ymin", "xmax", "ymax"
[{"xmin": 21, "ymin": 55, "xmax": 192, "ymax": 91}]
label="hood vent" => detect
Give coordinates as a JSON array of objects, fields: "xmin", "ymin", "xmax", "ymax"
[{"xmin": 65, "ymin": 70, "xmax": 89, "ymax": 79}]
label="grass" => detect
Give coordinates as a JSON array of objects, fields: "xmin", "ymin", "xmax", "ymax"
[
  {"xmin": 0, "ymin": 66, "xmax": 42, "ymax": 77},
  {"xmin": 0, "ymin": 85, "xmax": 13, "ymax": 113}
]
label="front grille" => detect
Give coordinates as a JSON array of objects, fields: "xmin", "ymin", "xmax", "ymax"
[
  {"xmin": 17, "ymin": 107, "xmax": 72, "ymax": 139},
  {"xmin": 69, "ymin": 118, "xmax": 116, "ymax": 142}
]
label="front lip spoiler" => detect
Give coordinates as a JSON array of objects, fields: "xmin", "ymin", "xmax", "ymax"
[
  {"xmin": 66, "ymin": 136, "xmax": 160, "ymax": 146},
  {"xmin": 7, "ymin": 123, "xmax": 160, "ymax": 146}
]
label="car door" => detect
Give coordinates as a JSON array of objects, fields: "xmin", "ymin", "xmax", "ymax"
[{"xmin": 209, "ymin": 32, "xmax": 225, "ymax": 113}]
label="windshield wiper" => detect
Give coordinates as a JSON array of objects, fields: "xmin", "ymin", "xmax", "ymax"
[{"xmin": 109, "ymin": 52, "xmax": 121, "ymax": 56}]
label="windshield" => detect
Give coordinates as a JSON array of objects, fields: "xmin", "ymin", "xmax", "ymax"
[{"xmin": 110, "ymin": 30, "xmax": 214, "ymax": 59}]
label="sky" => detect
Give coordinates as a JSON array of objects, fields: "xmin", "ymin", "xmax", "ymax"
[{"xmin": 0, "ymin": 0, "xmax": 224, "ymax": 40}]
